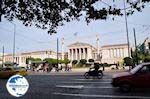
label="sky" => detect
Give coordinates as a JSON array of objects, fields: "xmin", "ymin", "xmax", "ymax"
[{"xmin": 0, "ymin": 1, "xmax": 150, "ymax": 54}]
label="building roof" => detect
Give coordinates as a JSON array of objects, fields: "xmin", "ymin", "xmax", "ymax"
[
  {"xmin": 4, "ymin": 49, "xmax": 56, "ymax": 56},
  {"xmin": 102, "ymin": 44, "xmax": 128, "ymax": 48},
  {"xmin": 68, "ymin": 42, "xmax": 94, "ymax": 47}
]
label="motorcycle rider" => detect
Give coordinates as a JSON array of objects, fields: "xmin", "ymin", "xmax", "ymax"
[{"xmin": 90, "ymin": 63, "xmax": 100, "ymax": 74}]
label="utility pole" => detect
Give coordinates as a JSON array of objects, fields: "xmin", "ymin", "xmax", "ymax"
[
  {"xmin": 0, "ymin": 0, "xmax": 2, "ymax": 22},
  {"xmin": 10, "ymin": 22, "xmax": 16, "ymax": 64},
  {"xmin": 133, "ymin": 28, "xmax": 138, "ymax": 65},
  {"xmin": 96, "ymin": 34, "xmax": 100, "ymax": 60},
  {"xmin": 57, "ymin": 38, "xmax": 59, "ymax": 71},
  {"xmin": 123, "ymin": 0, "xmax": 130, "ymax": 57},
  {"xmin": 2, "ymin": 46, "xmax": 4, "ymax": 67},
  {"xmin": 61, "ymin": 38, "xmax": 64, "ymax": 60}
]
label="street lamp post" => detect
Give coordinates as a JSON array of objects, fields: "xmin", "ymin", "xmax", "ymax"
[
  {"xmin": 10, "ymin": 22, "xmax": 16, "ymax": 64},
  {"xmin": 2, "ymin": 46, "xmax": 4, "ymax": 67},
  {"xmin": 56, "ymin": 38, "xmax": 59, "ymax": 71},
  {"xmin": 123, "ymin": 0, "xmax": 130, "ymax": 57},
  {"xmin": 61, "ymin": 38, "xmax": 64, "ymax": 60},
  {"xmin": 96, "ymin": 34, "xmax": 100, "ymax": 62}
]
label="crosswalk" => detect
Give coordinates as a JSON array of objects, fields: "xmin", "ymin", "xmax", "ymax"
[{"xmin": 52, "ymin": 75, "xmax": 150, "ymax": 99}]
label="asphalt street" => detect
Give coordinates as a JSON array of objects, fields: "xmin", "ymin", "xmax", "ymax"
[{"xmin": 1, "ymin": 72, "xmax": 150, "ymax": 99}]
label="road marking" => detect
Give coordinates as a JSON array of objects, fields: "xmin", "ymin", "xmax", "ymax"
[
  {"xmin": 73, "ymin": 79, "xmax": 111, "ymax": 81},
  {"xmin": 56, "ymin": 85, "xmax": 84, "ymax": 89},
  {"xmin": 56, "ymin": 85, "xmax": 114, "ymax": 89},
  {"xmin": 53, "ymin": 93, "xmax": 150, "ymax": 99},
  {"xmin": 61, "ymin": 81, "xmax": 111, "ymax": 84},
  {"xmin": 84, "ymin": 86, "xmax": 114, "ymax": 89}
]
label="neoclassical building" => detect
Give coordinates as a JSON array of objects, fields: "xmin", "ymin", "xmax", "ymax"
[
  {"xmin": 68, "ymin": 42, "xmax": 129, "ymax": 64},
  {"xmin": 4, "ymin": 50, "xmax": 58, "ymax": 66},
  {"xmin": 68, "ymin": 42, "xmax": 96, "ymax": 61},
  {"xmin": 144, "ymin": 37, "xmax": 150, "ymax": 53},
  {"xmin": 101, "ymin": 44, "xmax": 128, "ymax": 64},
  {"xmin": 2, "ymin": 42, "xmax": 129, "ymax": 66}
]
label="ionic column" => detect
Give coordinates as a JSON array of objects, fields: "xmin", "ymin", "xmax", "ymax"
[
  {"xmin": 68, "ymin": 49, "xmax": 71, "ymax": 60},
  {"xmin": 83, "ymin": 48, "xmax": 85, "ymax": 59},
  {"xmin": 75, "ymin": 48, "xmax": 78, "ymax": 60},
  {"xmin": 79, "ymin": 49, "xmax": 80, "ymax": 59},
  {"xmin": 122, "ymin": 48, "xmax": 124, "ymax": 57},
  {"xmin": 71, "ymin": 49, "xmax": 74, "ymax": 61}
]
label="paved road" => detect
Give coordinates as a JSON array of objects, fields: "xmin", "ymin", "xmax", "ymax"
[{"xmin": 0, "ymin": 72, "xmax": 150, "ymax": 99}]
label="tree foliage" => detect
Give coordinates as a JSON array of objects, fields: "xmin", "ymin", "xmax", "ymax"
[
  {"xmin": 72, "ymin": 60, "xmax": 78, "ymax": 64},
  {"xmin": 79, "ymin": 59, "xmax": 87, "ymax": 64},
  {"xmin": 144, "ymin": 55, "xmax": 150, "ymax": 62},
  {"xmin": 123, "ymin": 57, "xmax": 134, "ymax": 66},
  {"xmin": 88, "ymin": 59, "xmax": 94, "ymax": 62},
  {"xmin": 26, "ymin": 57, "xmax": 39, "ymax": 64},
  {"xmin": 0, "ymin": 0, "xmax": 149, "ymax": 34},
  {"xmin": 63, "ymin": 59, "xmax": 70, "ymax": 65},
  {"xmin": 43, "ymin": 58, "xmax": 58, "ymax": 65}
]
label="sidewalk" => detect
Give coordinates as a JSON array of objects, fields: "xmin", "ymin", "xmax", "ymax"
[{"xmin": 28, "ymin": 67, "xmax": 129, "ymax": 75}]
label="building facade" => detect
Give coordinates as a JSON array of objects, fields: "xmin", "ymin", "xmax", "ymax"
[
  {"xmin": 144, "ymin": 37, "xmax": 150, "ymax": 53},
  {"xmin": 101, "ymin": 44, "xmax": 128, "ymax": 64},
  {"xmin": 68, "ymin": 42, "xmax": 96, "ymax": 61},
  {"xmin": 3, "ymin": 42, "xmax": 129, "ymax": 66},
  {"xmin": 4, "ymin": 50, "xmax": 57, "ymax": 66},
  {"xmin": 68, "ymin": 42, "xmax": 129, "ymax": 64}
]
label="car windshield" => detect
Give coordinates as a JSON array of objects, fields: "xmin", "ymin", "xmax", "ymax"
[{"xmin": 130, "ymin": 64, "xmax": 143, "ymax": 74}]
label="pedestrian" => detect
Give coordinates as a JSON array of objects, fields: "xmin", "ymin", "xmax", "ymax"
[{"xmin": 68, "ymin": 63, "xmax": 72, "ymax": 71}]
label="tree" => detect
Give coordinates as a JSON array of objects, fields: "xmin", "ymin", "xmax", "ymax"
[
  {"xmin": 43, "ymin": 58, "xmax": 57, "ymax": 65},
  {"xmin": 88, "ymin": 59, "xmax": 94, "ymax": 63},
  {"xmin": 26, "ymin": 57, "xmax": 35, "ymax": 64},
  {"xmin": 72, "ymin": 60, "xmax": 78, "ymax": 65},
  {"xmin": 79, "ymin": 59, "xmax": 87, "ymax": 65},
  {"xmin": 34, "ymin": 58, "xmax": 42, "ymax": 61},
  {"xmin": 63, "ymin": 59, "xmax": 70, "ymax": 65},
  {"xmin": 0, "ymin": 0, "xmax": 149, "ymax": 34},
  {"xmin": 144, "ymin": 55, "xmax": 150, "ymax": 62},
  {"xmin": 123, "ymin": 57, "xmax": 134, "ymax": 67}
]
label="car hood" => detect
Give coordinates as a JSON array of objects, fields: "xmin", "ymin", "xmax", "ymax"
[{"xmin": 112, "ymin": 72, "xmax": 131, "ymax": 78}]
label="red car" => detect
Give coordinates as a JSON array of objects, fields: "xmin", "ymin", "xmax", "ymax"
[{"xmin": 112, "ymin": 62, "xmax": 150, "ymax": 92}]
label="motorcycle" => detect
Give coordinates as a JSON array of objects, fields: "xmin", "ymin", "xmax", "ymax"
[{"xmin": 84, "ymin": 68, "xmax": 103, "ymax": 79}]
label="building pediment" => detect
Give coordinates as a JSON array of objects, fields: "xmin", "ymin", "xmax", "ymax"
[{"xmin": 68, "ymin": 42, "xmax": 93, "ymax": 48}]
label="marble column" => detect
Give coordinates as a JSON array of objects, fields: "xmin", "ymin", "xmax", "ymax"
[
  {"xmin": 75, "ymin": 48, "xmax": 78, "ymax": 60},
  {"xmin": 109, "ymin": 49, "xmax": 111, "ymax": 58},
  {"xmin": 122, "ymin": 48, "xmax": 124, "ymax": 57},
  {"xmin": 117, "ymin": 48, "xmax": 120, "ymax": 58},
  {"xmin": 71, "ymin": 49, "xmax": 74, "ymax": 61},
  {"xmin": 68, "ymin": 49, "xmax": 71, "ymax": 60},
  {"xmin": 119, "ymin": 48, "xmax": 121, "ymax": 57},
  {"xmin": 79, "ymin": 48, "xmax": 82, "ymax": 60},
  {"xmin": 111, "ymin": 49, "xmax": 113, "ymax": 58},
  {"xmin": 83, "ymin": 48, "xmax": 85, "ymax": 59},
  {"xmin": 120, "ymin": 48, "xmax": 123, "ymax": 57}
]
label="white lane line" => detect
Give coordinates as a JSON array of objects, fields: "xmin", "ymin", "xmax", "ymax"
[
  {"xmin": 56, "ymin": 85, "xmax": 84, "ymax": 89},
  {"xmin": 74, "ymin": 79, "xmax": 111, "ymax": 81},
  {"xmin": 61, "ymin": 81, "xmax": 111, "ymax": 84},
  {"xmin": 56, "ymin": 85, "xmax": 114, "ymax": 89},
  {"xmin": 53, "ymin": 93, "xmax": 150, "ymax": 99},
  {"xmin": 84, "ymin": 86, "xmax": 114, "ymax": 89}
]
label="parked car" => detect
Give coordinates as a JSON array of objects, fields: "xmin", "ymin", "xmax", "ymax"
[
  {"xmin": 112, "ymin": 62, "xmax": 150, "ymax": 92},
  {"xmin": 0, "ymin": 67, "xmax": 28, "ymax": 79},
  {"xmin": 0, "ymin": 67, "xmax": 17, "ymax": 78},
  {"xmin": 14, "ymin": 67, "xmax": 28, "ymax": 76}
]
